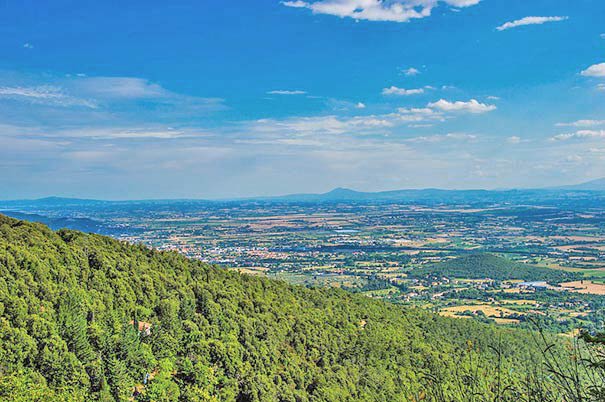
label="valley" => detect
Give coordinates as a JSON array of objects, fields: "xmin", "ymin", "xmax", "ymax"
[{"xmin": 3, "ymin": 189, "xmax": 605, "ymax": 334}]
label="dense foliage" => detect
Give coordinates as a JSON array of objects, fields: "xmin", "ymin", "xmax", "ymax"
[
  {"xmin": 0, "ymin": 215, "xmax": 554, "ymax": 401},
  {"xmin": 409, "ymin": 253, "xmax": 579, "ymax": 283}
]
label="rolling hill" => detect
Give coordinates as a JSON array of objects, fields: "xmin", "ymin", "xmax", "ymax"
[
  {"xmin": 408, "ymin": 253, "xmax": 579, "ymax": 283},
  {"xmin": 0, "ymin": 211, "xmax": 120, "ymax": 235}
]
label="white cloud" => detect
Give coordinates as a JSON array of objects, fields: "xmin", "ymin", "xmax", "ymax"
[
  {"xmin": 245, "ymin": 97, "xmax": 497, "ymax": 143},
  {"xmin": 23, "ymin": 43, "xmax": 34, "ymax": 49},
  {"xmin": 0, "ymin": 74, "xmax": 225, "ymax": 114},
  {"xmin": 72, "ymin": 77, "xmax": 167, "ymax": 99},
  {"xmin": 445, "ymin": 0, "xmax": 481, "ymax": 6},
  {"xmin": 445, "ymin": 132, "xmax": 477, "ymax": 140},
  {"xmin": 245, "ymin": 106, "xmax": 450, "ymax": 142},
  {"xmin": 60, "ymin": 128, "xmax": 193, "ymax": 140},
  {"xmin": 355, "ymin": 102, "xmax": 366, "ymax": 109},
  {"xmin": 59, "ymin": 76, "xmax": 224, "ymax": 110},
  {"xmin": 496, "ymin": 16, "xmax": 568, "ymax": 31},
  {"xmin": 486, "ymin": 95, "xmax": 500, "ymax": 100},
  {"xmin": 0, "ymin": 85, "xmax": 64, "ymax": 100},
  {"xmin": 556, "ymin": 120, "xmax": 605, "ymax": 128},
  {"xmin": 382, "ymin": 86, "xmax": 424, "ymax": 96},
  {"xmin": 427, "ymin": 98, "xmax": 496, "ymax": 113},
  {"xmin": 403, "ymin": 67, "xmax": 420, "ymax": 76},
  {"xmin": 507, "ymin": 136, "xmax": 521, "ymax": 144},
  {"xmin": 27, "ymin": 125, "xmax": 210, "ymax": 141},
  {"xmin": 282, "ymin": 0, "xmax": 308, "ymax": 7},
  {"xmin": 251, "ymin": 114, "xmax": 394, "ymax": 137},
  {"xmin": 598, "ymin": 84, "xmax": 605, "ymax": 91},
  {"xmin": 407, "ymin": 132, "xmax": 477, "ymax": 143},
  {"xmin": 282, "ymin": 0, "xmax": 480, "ymax": 23},
  {"xmin": 581, "ymin": 63, "xmax": 605, "ymax": 77},
  {"xmin": 552, "ymin": 130, "xmax": 605, "ymax": 141},
  {"xmin": 267, "ymin": 89, "xmax": 307, "ymax": 95},
  {"xmin": 0, "ymin": 85, "xmax": 97, "ymax": 108},
  {"xmin": 396, "ymin": 107, "xmax": 445, "ymax": 122}
]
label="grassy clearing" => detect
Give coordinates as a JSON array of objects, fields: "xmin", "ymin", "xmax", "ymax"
[{"xmin": 440, "ymin": 304, "xmax": 519, "ymax": 318}]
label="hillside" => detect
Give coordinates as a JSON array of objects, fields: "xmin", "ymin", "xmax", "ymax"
[
  {"xmin": 409, "ymin": 253, "xmax": 578, "ymax": 283},
  {"xmin": 0, "ymin": 214, "xmax": 551, "ymax": 401}
]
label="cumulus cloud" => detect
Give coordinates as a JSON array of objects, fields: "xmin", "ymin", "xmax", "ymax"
[
  {"xmin": 267, "ymin": 89, "xmax": 307, "ymax": 95},
  {"xmin": 355, "ymin": 102, "xmax": 366, "ymax": 109},
  {"xmin": 496, "ymin": 16, "xmax": 568, "ymax": 31},
  {"xmin": 581, "ymin": 63, "xmax": 605, "ymax": 77},
  {"xmin": 282, "ymin": 0, "xmax": 481, "ymax": 23},
  {"xmin": 427, "ymin": 99, "xmax": 496, "ymax": 113},
  {"xmin": 382, "ymin": 86, "xmax": 424, "ymax": 96},
  {"xmin": 402, "ymin": 67, "xmax": 420, "ymax": 76},
  {"xmin": 244, "ymin": 97, "xmax": 492, "ymax": 143}
]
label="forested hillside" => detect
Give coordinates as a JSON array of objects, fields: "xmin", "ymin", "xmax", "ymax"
[
  {"xmin": 409, "ymin": 253, "xmax": 578, "ymax": 283},
  {"xmin": 0, "ymin": 214, "xmax": 552, "ymax": 401}
]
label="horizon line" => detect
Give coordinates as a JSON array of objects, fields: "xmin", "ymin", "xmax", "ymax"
[{"xmin": 0, "ymin": 179, "xmax": 602, "ymax": 203}]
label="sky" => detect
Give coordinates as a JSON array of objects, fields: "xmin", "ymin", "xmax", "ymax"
[{"xmin": 0, "ymin": 0, "xmax": 604, "ymax": 199}]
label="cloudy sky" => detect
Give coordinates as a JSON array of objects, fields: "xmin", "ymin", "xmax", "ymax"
[{"xmin": 1, "ymin": 0, "xmax": 604, "ymax": 199}]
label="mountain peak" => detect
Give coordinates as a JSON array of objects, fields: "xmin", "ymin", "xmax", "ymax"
[{"xmin": 323, "ymin": 187, "xmax": 360, "ymax": 195}]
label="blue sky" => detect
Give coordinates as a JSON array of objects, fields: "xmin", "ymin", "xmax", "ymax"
[{"xmin": 1, "ymin": 0, "xmax": 604, "ymax": 199}]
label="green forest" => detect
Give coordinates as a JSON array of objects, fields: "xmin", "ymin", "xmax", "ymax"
[
  {"xmin": 409, "ymin": 253, "xmax": 579, "ymax": 283},
  {"xmin": 0, "ymin": 214, "xmax": 599, "ymax": 401}
]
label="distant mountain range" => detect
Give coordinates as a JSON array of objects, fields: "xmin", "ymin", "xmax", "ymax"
[
  {"xmin": 255, "ymin": 178, "xmax": 605, "ymax": 202},
  {"xmin": 1, "ymin": 178, "xmax": 604, "ymax": 205},
  {"xmin": 256, "ymin": 187, "xmax": 508, "ymax": 203},
  {"xmin": 549, "ymin": 177, "xmax": 605, "ymax": 191}
]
